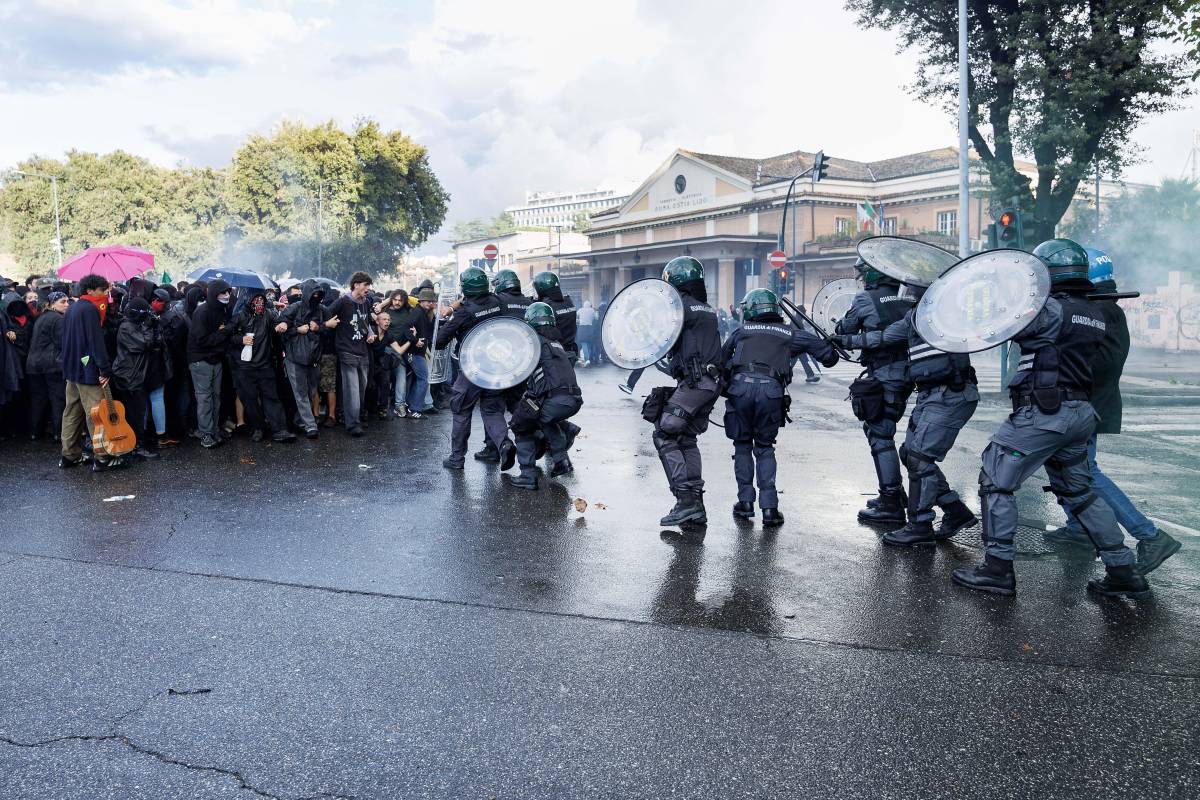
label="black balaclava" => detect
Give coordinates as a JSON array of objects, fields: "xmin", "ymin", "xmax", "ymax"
[{"xmin": 126, "ymin": 297, "xmax": 152, "ymax": 324}]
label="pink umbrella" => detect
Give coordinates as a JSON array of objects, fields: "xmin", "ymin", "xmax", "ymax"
[{"xmin": 57, "ymin": 245, "xmax": 155, "ymax": 282}]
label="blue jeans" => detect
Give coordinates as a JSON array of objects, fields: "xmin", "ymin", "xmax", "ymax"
[
  {"xmin": 578, "ymin": 327, "xmax": 593, "ymax": 362},
  {"xmin": 148, "ymin": 385, "xmax": 166, "ymax": 435},
  {"xmin": 391, "ymin": 361, "xmax": 408, "ymax": 409},
  {"xmin": 1064, "ymin": 434, "xmax": 1156, "ymax": 539},
  {"xmin": 407, "ymin": 353, "xmax": 430, "ymax": 411}
]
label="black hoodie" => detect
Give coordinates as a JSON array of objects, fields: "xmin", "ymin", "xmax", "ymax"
[
  {"xmin": 281, "ymin": 279, "xmax": 329, "ymax": 367},
  {"xmin": 186, "ymin": 280, "xmax": 232, "ymax": 364},
  {"xmin": 230, "ymin": 288, "xmax": 279, "ymax": 369}
]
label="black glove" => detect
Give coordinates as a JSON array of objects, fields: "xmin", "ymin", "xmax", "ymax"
[{"xmin": 835, "ymin": 334, "xmax": 860, "ymax": 350}]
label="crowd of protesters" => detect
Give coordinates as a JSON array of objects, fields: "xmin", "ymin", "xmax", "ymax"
[{"xmin": 0, "ymin": 270, "xmax": 444, "ymax": 470}]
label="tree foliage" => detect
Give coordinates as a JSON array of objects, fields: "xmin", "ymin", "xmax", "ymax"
[
  {"xmin": 1061, "ymin": 177, "xmax": 1200, "ymax": 288},
  {"xmin": 0, "ymin": 119, "xmax": 449, "ymax": 284},
  {"xmin": 1, "ymin": 152, "xmax": 225, "ymax": 276},
  {"xmin": 846, "ymin": 0, "xmax": 1196, "ymax": 241},
  {"xmin": 448, "ymin": 212, "xmax": 517, "ymax": 243}
]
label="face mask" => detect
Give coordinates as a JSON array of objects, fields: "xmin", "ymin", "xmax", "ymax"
[{"xmin": 218, "ymin": 294, "xmax": 230, "ymax": 305}]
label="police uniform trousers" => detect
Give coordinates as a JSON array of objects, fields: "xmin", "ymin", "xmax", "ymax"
[
  {"xmin": 900, "ymin": 384, "xmax": 978, "ymax": 524},
  {"xmin": 654, "ymin": 376, "xmax": 720, "ymax": 495},
  {"xmin": 723, "ymin": 374, "xmax": 785, "ymax": 508},
  {"xmin": 979, "ymin": 400, "xmax": 1134, "ymax": 566},
  {"xmin": 515, "ymin": 393, "xmax": 582, "ymax": 474},
  {"xmin": 448, "ymin": 371, "xmax": 509, "ymax": 465},
  {"xmin": 473, "ymin": 385, "xmax": 519, "ymax": 456},
  {"xmin": 862, "ymin": 361, "xmax": 911, "ymax": 491}
]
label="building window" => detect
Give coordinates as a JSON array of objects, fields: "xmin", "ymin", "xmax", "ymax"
[
  {"xmin": 835, "ymin": 217, "xmax": 853, "ymax": 236},
  {"xmin": 1148, "ymin": 315, "xmax": 1160, "ymax": 330},
  {"xmin": 880, "ymin": 217, "xmax": 897, "ymax": 235},
  {"xmin": 936, "ymin": 210, "xmax": 957, "ymax": 236}
]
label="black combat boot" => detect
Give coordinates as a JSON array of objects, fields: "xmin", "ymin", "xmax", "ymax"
[
  {"xmin": 732, "ymin": 501, "xmax": 755, "ymax": 518},
  {"xmin": 661, "ymin": 491, "xmax": 707, "ymax": 527},
  {"xmin": 1087, "ymin": 565, "xmax": 1151, "ymax": 599},
  {"xmin": 882, "ymin": 520, "xmax": 937, "ymax": 547},
  {"xmin": 510, "ymin": 471, "xmax": 538, "ymax": 491},
  {"xmin": 563, "ymin": 422, "xmax": 581, "ymax": 452},
  {"xmin": 761, "ymin": 507, "xmax": 785, "ymax": 527},
  {"xmin": 549, "ymin": 457, "xmax": 573, "ymax": 477},
  {"xmin": 858, "ymin": 487, "xmax": 906, "ymax": 525},
  {"xmin": 1136, "ymin": 531, "xmax": 1181, "ymax": 575},
  {"xmin": 865, "ymin": 486, "xmax": 907, "ymax": 510},
  {"xmin": 952, "ymin": 554, "xmax": 1016, "ymax": 596},
  {"xmin": 473, "ymin": 445, "xmax": 499, "ymax": 463},
  {"xmin": 935, "ymin": 500, "xmax": 977, "ymax": 540}
]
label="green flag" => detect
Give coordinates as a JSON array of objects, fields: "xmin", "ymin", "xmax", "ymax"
[{"xmin": 162, "ymin": 271, "xmax": 172, "ymax": 284}]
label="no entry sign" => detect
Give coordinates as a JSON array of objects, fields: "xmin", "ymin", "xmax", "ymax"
[
  {"xmin": 768, "ymin": 250, "xmax": 787, "ymax": 270},
  {"xmin": 483, "ymin": 243, "xmax": 499, "ymax": 264}
]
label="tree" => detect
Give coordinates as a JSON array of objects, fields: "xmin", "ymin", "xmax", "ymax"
[
  {"xmin": 226, "ymin": 119, "xmax": 449, "ymax": 282},
  {"xmin": 0, "ymin": 151, "xmax": 226, "ymax": 277},
  {"xmin": 846, "ymin": 1, "xmax": 1196, "ymax": 242},
  {"xmin": 571, "ymin": 209, "xmax": 592, "ymax": 232},
  {"xmin": 1061, "ymin": 177, "xmax": 1200, "ymax": 289},
  {"xmin": 448, "ymin": 212, "xmax": 516, "ymax": 243}
]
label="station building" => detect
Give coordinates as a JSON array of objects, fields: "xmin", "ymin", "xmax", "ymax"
[{"xmin": 564, "ymin": 146, "xmax": 1118, "ymax": 311}]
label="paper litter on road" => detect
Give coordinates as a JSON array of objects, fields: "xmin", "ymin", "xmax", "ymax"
[{"xmin": 102, "ymin": 495, "xmax": 136, "ymax": 502}]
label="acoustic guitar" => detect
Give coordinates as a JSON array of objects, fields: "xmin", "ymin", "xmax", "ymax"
[{"xmin": 89, "ymin": 382, "xmax": 137, "ymax": 457}]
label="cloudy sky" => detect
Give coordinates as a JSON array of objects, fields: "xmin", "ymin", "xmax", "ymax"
[{"xmin": 2, "ymin": 0, "xmax": 1197, "ymax": 253}]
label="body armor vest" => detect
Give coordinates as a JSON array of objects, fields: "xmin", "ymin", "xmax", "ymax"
[
  {"xmin": 863, "ymin": 286, "xmax": 916, "ymax": 368},
  {"xmin": 457, "ymin": 295, "xmax": 503, "ymax": 339},
  {"xmin": 907, "ymin": 322, "xmax": 973, "ymax": 386},
  {"xmin": 527, "ymin": 339, "xmax": 580, "ymax": 397},
  {"xmin": 1011, "ymin": 294, "xmax": 1107, "ymax": 397},
  {"xmin": 727, "ymin": 322, "xmax": 794, "ymax": 384},
  {"xmin": 496, "ymin": 291, "xmax": 532, "ymax": 319},
  {"xmin": 668, "ymin": 296, "xmax": 722, "ymax": 379}
]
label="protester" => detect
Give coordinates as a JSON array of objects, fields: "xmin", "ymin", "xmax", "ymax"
[
  {"xmin": 187, "ymin": 280, "xmax": 233, "ymax": 449},
  {"xmin": 280, "ymin": 279, "xmax": 328, "ymax": 438},
  {"xmin": 576, "ymin": 300, "xmax": 596, "ymax": 366},
  {"xmin": 327, "ymin": 271, "xmax": 376, "ymax": 436},
  {"xmin": 230, "ymin": 288, "xmax": 295, "ymax": 443},
  {"xmin": 26, "ymin": 292, "xmax": 68, "ymax": 440},
  {"xmin": 112, "ymin": 297, "xmax": 172, "ymax": 458},
  {"xmin": 406, "ymin": 288, "xmax": 436, "ymax": 416},
  {"xmin": 59, "ymin": 274, "xmax": 119, "ymax": 470}
]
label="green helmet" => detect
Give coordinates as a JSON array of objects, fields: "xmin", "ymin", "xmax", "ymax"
[
  {"xmin": 525, "ymin": 301, "xmax": 555, "ymax": 328},
  {"xmin": 853, "ymin": 256, "xmax": 886, "ymax": 285},
  {"xmin": 491, "ymin": 268, "xmax": 521, "ymax": 293},
  {"xmin": 741, "ymin": 288, "xmax": 779, "ymax": 321},
  {"xmin": 662, "ymin": 256, "xmax": 704, "ymax": 288},
  {"xmin": 1032, "ymin": 238, "xmax": 1092, "ymax": 285},
  {"xmin": 532, "ymin": 271, "xmax": 559, "ymax": 298},
  {"xmin": 460, "ymin": 267, "xmax": 489, "ymax": 297}
]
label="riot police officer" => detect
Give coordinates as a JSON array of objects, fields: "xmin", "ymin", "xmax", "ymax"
[
  {"xmin": 835, "ymin": 256, "xmax": 917, "ymax": 525},
  {"xmin": 648, "ymin": 256, "xmax": 723, "ymax": 527},
  {"xmin": 953, "ymin": 238, "xmax": 1147, "ymax": 598},
  {"xmin": 509, "ymin": 302, "xmax": 584, "ymax": 490},
  {"xmin": 435, "ymin": 267, "xmax": 515, "ymax": 471},
  {"xmin": 836, "ymin": 291, "xmax": 979, "ymax": 546},
  {"xmin": 532, "ymin": 271, "xmax": 578, "ymax": 361},
  {"xmin": 722, "ymin": 288, "xmax": 840, "ymax": 526},
  {"xmin": 472, "ymin": 269, "xmax": 532, "ymax": 464}
]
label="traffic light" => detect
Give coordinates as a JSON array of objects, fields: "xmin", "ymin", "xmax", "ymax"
[
  {"xmin": 812, "ymin": 150, "xmax": 829, "ymax": 184},
  {"xmin": 996, "ymin": 208, "xmax": 1024, "ymax": 249}
]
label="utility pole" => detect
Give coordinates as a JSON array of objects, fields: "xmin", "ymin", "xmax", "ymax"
[
  {"xmin": 957, "ymin": 0, "xmax": 970, "ymax": 257},
  {"xmin": 316, "ymin": 180, "xmax": 324, "ymax": 278},
  {"xmin": 1095, "ymin": 164, "xmax": 1101, "ymax": 238}
]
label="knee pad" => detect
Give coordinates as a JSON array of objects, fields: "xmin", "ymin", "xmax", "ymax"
[{"xmin": 657, "ymin": 408, "xmax": 690, "ymax": 437}]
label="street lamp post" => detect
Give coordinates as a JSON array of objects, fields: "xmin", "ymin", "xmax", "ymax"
[
  {"xmin": 957, "ymin": 0, "xmax": 970, "ymax": 257},
  {"xmin": 6, "ymin": 169, "xmax": 64, "ymax": 267}
]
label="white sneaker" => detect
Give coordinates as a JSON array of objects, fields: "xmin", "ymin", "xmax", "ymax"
[{"xmin": 618, "ymin": 383, "xmax": 633, "ymax": 395}]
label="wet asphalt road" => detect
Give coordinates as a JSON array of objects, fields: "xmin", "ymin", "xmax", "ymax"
[{"xmin": 1, "ymin": 355, "xmax": 1197, "ymax": 799}]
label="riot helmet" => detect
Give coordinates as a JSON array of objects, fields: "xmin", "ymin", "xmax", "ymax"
[
  {"xmin": 525, "ymin": 301, "xmax": 556, "ymax": 328},
  {"xmin": 532, "ymin": 271, "xmax": 559, "ymax": 298},
  {"xmin": 460, "ymin": 267, "xmax": 490, "ymax": 297},
  {"xmin": 740, "ymin": 288, "xmax": 779, "ymax": 321},
  {"xmin": 662, "ymin": 256, "xmax": 704, "ymax": 288},
  {"xmin": 1086, "ymin": 248, "xmax": 1115, "ymax": 290},
  {"xmin": 1032, "ymin": 238, "xmax": 1093, "ymax": 288},
  {"xmin": 491, "ymin": 269, "xmax": 521, "ymax": 293},
  {"xmin": 852, "ymin": 255, "xmax": 886, "ymax": 286}
]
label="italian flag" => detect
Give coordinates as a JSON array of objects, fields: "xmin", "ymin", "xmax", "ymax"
[{"xmin": 857, "ymin": 200, "xmax": 876, "ymax": 230}]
